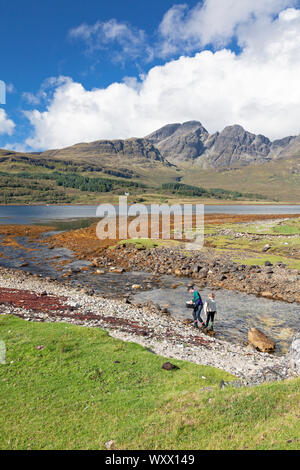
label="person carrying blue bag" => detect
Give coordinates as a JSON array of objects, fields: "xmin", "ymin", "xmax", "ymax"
[{"xmin": 187, "ymin": 284, "xmax": 205, "ymax": 329}]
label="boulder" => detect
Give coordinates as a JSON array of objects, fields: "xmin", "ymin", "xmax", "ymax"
[
  {"xmin": 193, "ymin": 265, "xmax": 202, "ymax": 273},
  {"xmin": 109, "ymin": 267, "xmax": 125, "ymax": 274},
  {"xmin": 95, "ymin": 269, "xmax": 105, "ymax": 275},
  {"xmin": 261, "ymin": 291, "xmax": 274, "ymax": 299},
  {"xmin": 161, "ymin": 304, "xmax": 171, "ymax": 315},
  {"xmin": 105, "ymin": 440, "xmax": 116, "ymax": 450},
  {"xmin": 248, "ymin": 328, "xmax": 275, "ymax": 353},
  {"xmin": 289, "ymin": 331, "xmax": 300, "ymax": 375},
  {"xmin": 262, "ymin": 244, "xmax": 271, "ymax": 252},
  {"xmin": 71, "ymin": 266, "xmax": 81, "ymax": 273},
  {"xmin": 67, "ymin": 301, "xmax": 80, "ymax": 309},
  {"xmin": 162, "ymin": 362, "xmax": 179, "ymax": 371}
]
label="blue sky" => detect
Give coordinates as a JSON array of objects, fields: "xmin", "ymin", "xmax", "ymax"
[
  {"xmin": 0, "ymin": 0, "xmax": 183, "ymax": 147},
  {"xmin": 1, "ymin": 0, "xmax": 180, "ymax": 90},
  {"xmin": 1, "ymin": 0, "xmax": 300, "ymax": 151}
]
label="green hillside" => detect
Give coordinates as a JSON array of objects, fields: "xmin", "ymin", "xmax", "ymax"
[{"xmin": 0, "ymin": 147, "xmax": 299, "ymax": 203}]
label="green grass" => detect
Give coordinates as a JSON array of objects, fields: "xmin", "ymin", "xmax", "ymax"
[
  {"xmin": 182, "ymin": 157, "xmax": 300, "ymax": 203},
  {"xmin": 0, "ymin": 316, "xmax": 299, "ymax": 450},
  {"xmin": 233, "ymin": 255, "xmax": 300, "ymax": 270},
  {"xmin": 273, "ymin": 219, "xmax": 300, "ymax": 235},
  {"xmin": 204, "ymin": 218, "xmax": 300, "ymax": 270},
  {"xmin": 224, "ymin": 218, "xmax": 300, "ymax": 236},
  {"xmin": 117, "ymin": 238, "xmax": 182, "ymax": 250},
  {"xmin": 118, "ymin": 238, "xmax": 160, "ymax": 250}
]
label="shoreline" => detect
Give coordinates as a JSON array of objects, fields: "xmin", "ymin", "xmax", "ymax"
[
  {"xmin": 1, "ymin": 201, "xmax": 300, "ymax": 207},
  {"xmin": 0, "ymin": 265, "xmax": 295, "ymax": 386},
  {"xmin": 1, "ymin": 215, "xmax": 300, "ymax": 305}
]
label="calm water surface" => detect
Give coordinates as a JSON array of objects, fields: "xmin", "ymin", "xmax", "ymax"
[{"xmin": 1, "ymin": 204, "xmax": 300, "ymax": 225}]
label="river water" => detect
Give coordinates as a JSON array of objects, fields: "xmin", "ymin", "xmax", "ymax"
[
  {"xmin": 0, "ymin": 204, "xmax": 299, "ymax": 354},
  {"xmin": 134, "ymin": 285, "xmax": 299, "ymax": 354},
  {"xmin": 1, "ymin": 204, "xmax": 300, "ymax": 225},
  {"xmin": 0, "ymin": 233, "xmax": 298, "ymax": 355}
]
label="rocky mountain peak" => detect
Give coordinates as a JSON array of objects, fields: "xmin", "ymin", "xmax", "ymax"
[
  {"xmin": 145, "ymin": 121, "xmax": 299, "ymax": 169},
  {"xmin": 146, "ymin": 121, "xmax": 209, "ymax": 163}
]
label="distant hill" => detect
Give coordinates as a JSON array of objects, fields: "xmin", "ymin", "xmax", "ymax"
[
  {"xmin": 41, "ymin": 137, "xmax": 167, "ymax": 166},
  {"xmin": 1, "ymin": 120, "xmax": 300, "ymax": 203}
]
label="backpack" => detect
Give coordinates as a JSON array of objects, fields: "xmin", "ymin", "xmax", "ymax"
[{"xmin": 194, "ymin": 291, "xmax": 203, "ymax": 308}]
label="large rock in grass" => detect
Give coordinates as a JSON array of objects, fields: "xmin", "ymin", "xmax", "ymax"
[
  {"xmin": 289, "ymin": 331, "xmax": 300, "ymax": 375},
  {"xmin": 262, "ymin": 244, "xmax": 271, "ymax": 252},
  {"xmin": 248, "ymin": 328, "xmax": 275, "ymax": 353},
  {"xmin": 162, "ymin": 362, "xmax": 179, "ymax": 371}
]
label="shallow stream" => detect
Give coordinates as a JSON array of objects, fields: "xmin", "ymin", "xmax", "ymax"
[
  {"xmin": 134, "ymin": 285, "xmax": 299, "ymax": 355},
  {"xmin": 0, "ymin": 233, "xmax": 299, "ymax": 355}
]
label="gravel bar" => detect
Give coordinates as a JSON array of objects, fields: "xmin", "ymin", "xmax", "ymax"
[{"xmin": 0, "ymin": 266, "xmax": 295, "ymax": 387}]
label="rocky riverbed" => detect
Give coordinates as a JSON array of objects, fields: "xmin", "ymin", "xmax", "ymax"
[
  {"xmin": 85, "ymin": 243, "xmax": 300, "ymax": 304},
  {"xmin": 0, "ymin": 266, "xmax": 298, "ymax": 387}
]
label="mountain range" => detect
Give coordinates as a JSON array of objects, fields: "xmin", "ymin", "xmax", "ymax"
[
  {"xmin": 146, "ymin": 121, "xmax": 299, "ymax": 168},
  {"xmin": 1, "ymin": 120, "xmax": 300, "ymax": 170},
  {"xmin": 1, "ymin": 120, "xmax": 300, "ymax": 203}
]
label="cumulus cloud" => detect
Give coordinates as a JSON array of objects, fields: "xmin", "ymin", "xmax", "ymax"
[
  {"xmin": 157, "ymin": 0, "xmax": 296, "ymax": 56},
  {"xmin": 0, "ymin": 109, "xmax": 15, "ymax": 136},
  {"xmin": 23, "ymin": 3, "xmax": 300, "ymax": 150}
]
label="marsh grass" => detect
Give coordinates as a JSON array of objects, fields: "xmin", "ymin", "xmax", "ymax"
[{"xmin": 0, "ymin": 316, "xmax": 299, "ymax": 450}]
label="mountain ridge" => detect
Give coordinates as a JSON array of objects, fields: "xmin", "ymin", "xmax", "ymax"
[
  {"xmin": 146, "ymin": 121, "xmax": 298, "ymax": 168},
  {"xmin": 1, "ymin": 120, "xmax": 300, "ymax": 171}
]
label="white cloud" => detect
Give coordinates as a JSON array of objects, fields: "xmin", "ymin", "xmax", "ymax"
[
  {"xmin": 22, "ymin": 76, "xmax": 70, "ymax": 105},
  {"xmin": 23, "ymin": 4, "xmax": 300, "ymax": 150},
  {"xmin": 0, "ymin": 109, "xmax": 15, "ymax": 136},
  {"xmin": 238, "ymin": 6, "xmax": 300, "ymax": 63},
  {"xmin": 2, "ymin": 142, "xmax": 30, "ymax": 153},
  {"xmin": 69, "ymin": 19, "xmax": 153, "ymax": 63},
  {"xmin": 157, "ymin": 0, "xmax": 296, "ymax": 56}
]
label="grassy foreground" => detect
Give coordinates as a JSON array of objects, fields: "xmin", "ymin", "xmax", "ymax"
[{"xmin": 0, "ymin": 315, "xmax": 299, "ymax": 450}]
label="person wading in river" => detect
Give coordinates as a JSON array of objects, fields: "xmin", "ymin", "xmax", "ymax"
[
  {"xmin": 204, "ymin": 292, "xmax": 217, "ymax": 330},
  {"xmin": 188, "ymin": 285, "xmax": 204, "ymax": 329}
]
